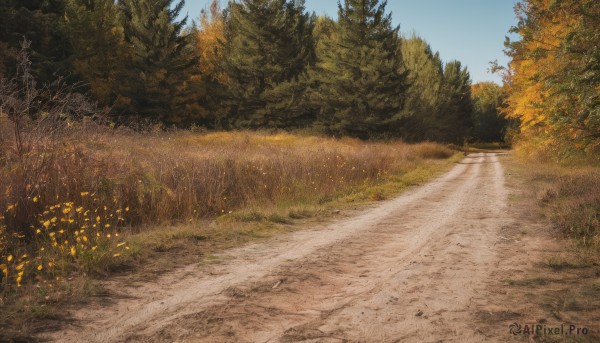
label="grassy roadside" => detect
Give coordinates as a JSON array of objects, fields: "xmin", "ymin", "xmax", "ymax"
[
  {"xmin": 499, "ymin": 153, "xmax": 600, "ymax": 342},
  {"xmin": 122, "ymin": 152, "xmax": 463, "ymax": 280},
  {"xmin": 0, "ymin": 130, "xmax": 462, "ymax": 340}
]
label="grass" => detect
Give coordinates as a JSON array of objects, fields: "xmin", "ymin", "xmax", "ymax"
[
  {"xmin": 498, "ymin": 153, "xmax": 600, "ymax": 342},
  {"xmin": 528, "ymin": 165, "xmax": 600, "ymax": 252},
  {"xmin": 0, "ymin": 125, "xmax": 461, "ymax": 339}
]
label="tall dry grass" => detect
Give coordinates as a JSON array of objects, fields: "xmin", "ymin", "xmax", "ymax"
[
  {"xmin": 0, "ymin": 126, "xmax": 454, "ymax": 286},
  {"xmin": 3, "ymin": 130, "xmax": 453, "ymax": 225},
  {"xmin": 547, "ymin": 171, "xmax": 600, "ymax": 249}
]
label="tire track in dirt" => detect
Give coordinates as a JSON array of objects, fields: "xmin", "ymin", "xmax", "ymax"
[{"xmin": 49, "ymin": 153, "xmax": 516, "ymax": 342}]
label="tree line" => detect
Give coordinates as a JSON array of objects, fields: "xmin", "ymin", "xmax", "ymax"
[{"xmin": 0, "ymin": 0, "xmax": 506, "ymax": 143}]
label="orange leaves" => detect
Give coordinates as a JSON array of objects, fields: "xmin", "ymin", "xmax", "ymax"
[
  {"xmin": 196, "ymin": 0, "xmax": 228, "ymax": 84},
  {"xmin": 504, "ymin": 0, "xmax": 600, "ymax": 155}
]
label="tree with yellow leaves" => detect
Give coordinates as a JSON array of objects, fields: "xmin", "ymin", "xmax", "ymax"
[
  {"xmin": 504, "ymin": 0, "xmax": 600, "ymax": 158},
  {"xmin": 196, "ymin": 0, "xmax": 228, "ymax": 85}
]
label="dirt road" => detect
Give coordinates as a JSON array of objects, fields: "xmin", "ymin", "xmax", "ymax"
[{"xmin": 49, "ymin": 152, "xmax": 536, "ymax": 342}]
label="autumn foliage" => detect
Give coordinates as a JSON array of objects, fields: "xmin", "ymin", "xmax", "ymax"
[
  {"xmin": 504, "ymin": 0, "xmax": 600, "ymax": 159},
  {"xmin": 196, "ymin": 0, "xmax": 227, "ymax": 84}
]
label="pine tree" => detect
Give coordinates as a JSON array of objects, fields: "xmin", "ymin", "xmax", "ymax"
[
  {"xmin": 219, "ymin": 0, "xmax": 315, "ymax": 129},
  {"xmin": 439, "ymin": 60, "xmax": 473, "ymax": 143},
  {"xmin": 0, "ymin": 0, "xmax": 72, "ymax": 83},
  {"xmin": 399, "ymin": 35, "xmax": 445, "ymax": 141},
  {"xmin": 309, "ymin": 0, "xmax": 407, "ymax": 139},
  {"xmin": 118, "ymin": 0, "xmax": 196, "ymax": 122},
  {"xmin": 65, "ymin": 0, "xmax": 130, "ymax": 107}
]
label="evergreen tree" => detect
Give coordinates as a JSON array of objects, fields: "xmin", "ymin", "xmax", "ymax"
[
  {"xmin": 309, "ymin": 0, "xmax": 408, "ymax": 139},
  {"xmin": 439, "ymin": 60, "xmax": 473, "ymax": 143},
  {"xmin": 399, "ymin": 35, "xmax": 445, "ymax": 141},
  {"xmin": 118, "ymin": 0, "xmax": 196, "ymax": 122},
  {"xmin": 65, "ymin": 0, "xmax": 131, "ymax": 107},
  {"xmin": 0, "ymin": 0, "xmax": 72, "ymax": 83},
  {"xmin": 219, "ymin": 0, "xmax": 315, "ymax": 129}
]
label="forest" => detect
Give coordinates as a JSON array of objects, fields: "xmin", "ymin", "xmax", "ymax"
[{"xmin": 0, "ymin": 0, "xmax": 507, "ymax": 143}]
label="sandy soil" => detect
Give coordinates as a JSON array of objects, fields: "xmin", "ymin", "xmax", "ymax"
[{"xmin": 47, "ymin": 152, "xmax": 547, "ymax": 342}]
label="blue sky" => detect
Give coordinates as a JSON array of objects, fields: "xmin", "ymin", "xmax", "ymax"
[{"xmin": 182, "ymin": 0, "xmax": 518, "ymax": 84}]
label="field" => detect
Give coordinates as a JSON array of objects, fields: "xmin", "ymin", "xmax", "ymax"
[{"xmin": 0, "ymin": 124, "xmax": 460, "ymax": 338}]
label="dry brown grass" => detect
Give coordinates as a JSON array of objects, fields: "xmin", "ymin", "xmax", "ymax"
[
  {"xmin": 551, "ymin": 172, "xmax": 600, "ymax": 249},
  {"xmin": 527, "ymin": 163, "xmax": 600, "ymax": 252},
  {"xmin": 19, "ymin": 130, "xmax": 453, "ymax": 223},
  {"xmin": 0, "ymin": 127, "xmax": 456, "ymax": 287},
  {"xmin": 499, "ymin": 154, "xmax": 600, "ymax": 343}
]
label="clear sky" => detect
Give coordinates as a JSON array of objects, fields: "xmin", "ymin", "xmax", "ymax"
[{"xmin": 181, "ymin": 0, "xmax": 519, "ymax": 84}]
